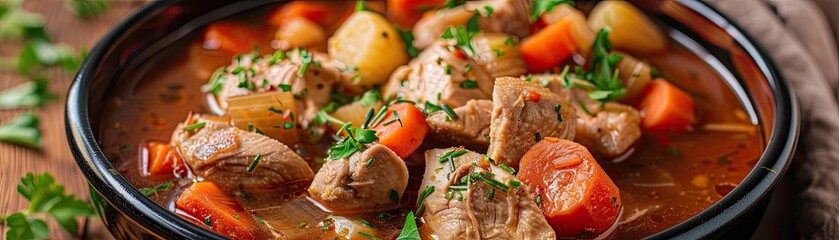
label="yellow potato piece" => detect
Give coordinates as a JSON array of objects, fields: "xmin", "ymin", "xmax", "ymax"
[
  {"xmin": 328, "ymin": 11, "xmax": 409, "ymax": 88},
  {"xmin": 588, "ymin": 1, "xmax": 666, "ymax": 54}
]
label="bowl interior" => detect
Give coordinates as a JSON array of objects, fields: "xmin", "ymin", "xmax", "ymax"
[{"xmin": 68, "ymin": 1, "xmax": 797, "ymax": 239}]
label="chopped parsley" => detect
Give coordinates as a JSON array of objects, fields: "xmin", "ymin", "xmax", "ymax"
[
  {"xmin": 530, "ymin": 0, "xmax": 574, "ymax": 21},
  {"xmin": 487, "ymin": 188, "xmax": 495, "ymax": 200},
  {"xmin": 460, "ymin": 80, "xmax": 478, "ymax": 89},
  {"xmin": 183, "ymin": 122, "xmax": 206, "ymax": 131},
  {"xmin": 440, "ymin": 13, "xmax": 480, "ymax": 57},
  {"xmin": 482, "ymin": 5, "xmax": 495, "ymax": 16},
  {"xmin": 268, "ymin": 49, "xmax": 286, "ymax": 64},
  {"xmin": 297, "ymin": 48, "xmax": 313, "ymax": 77},
  {"xmin": 356, "ymin": 218, "xmax": 375, "ymax": 229},
  {"xmin": 416, "ymin": 186, "xmax": 435, "ymax": 213},
  {"xmin": 444, "ymin": 0, "xmax": 466, "ymax": 9},
  {"xmin": 395, "ymin": 26, "xmax": 419, "ymax": 58},
  {"xmin": 278, "ymin": 83, "xmax": 292, "ymax": 92},
  {"xmin": 503, "ymin": 36, "xmax": 517, "ymax": 46},
  {"xmin": 396, "ymin": 212, "xmax": 421, "ymax": 239},
  {"xmin": 572, "ymin": 28, "xmax": 627, "ymax": 102},
  {"xmin": 441, "ymin": 104, "xmax": 459, "ymax": 120},
  {"xmin": 247, "ymin": 154, "xmax": 262, "ymax": 173},
  {"xmin": 283, "ymin": 122, "xmax": 294, "ymax": 129},
  {"xmin": 390, "ymin": 189, "xmax": 400, "ymax": 202},
  {"xmin": 492, "ymin": 48, "xmax": 505, "ymax": 57},
  {"xmin": 439, "ymin": 148, "xmax": 467, "ymax": 163},
  {"xmin": 355, "ymin": 1, "xmax": 370, "ymax": 12},
  {"xmin": 139, "ymin": 181, "xmax": 173, "ymax": 196},
  {"xmin": 327, "ymin": 123, "xmax": 378, "ymax": 159}
]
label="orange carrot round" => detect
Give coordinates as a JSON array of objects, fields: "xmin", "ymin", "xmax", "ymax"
[
  {"xmin": 637, "ymin": 79, "xmax": 696, "ymax": 131},
  {"xmin": 520, "ymin": 19, "xmax": 577, "ymax": 73},
  {"xmin": 176, "ymin": 182, "xmax": 258, "ymax": 240},
  {"xmin": 144, "ymin": 141, "xmax": 186, "ymax": 177},
  {"xmin": 518, "ymin": 138, "xmax": 621, "ymax": 238},
  {"xmin": 372, "ymin": 103, "xmax": 429, "ymax": 159}
]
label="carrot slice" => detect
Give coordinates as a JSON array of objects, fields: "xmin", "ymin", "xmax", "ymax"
[
  {"xmin": 144, "ymin": 141, "xmax": 186, "ymax": 177},
  {"xmin": 371, "ymin": 103, "xmax": 429, "ymax": 159},
  {"xmin": 387, "ymin": 0, "xmax": 445, "ymax": 28},
  {"xmin": 176, "ymin": 182, "xmax": 258, "ymax": 239},
  {"xmin": 520, "ymin": 18, "xmax": 577, "ymax": 73},
  {"xmin": 268, "ymin": 2, "xmax": 351, "ymax": 28},
  {"xmin": 202, "ymin": 22, "xmax": 261, "ymax": 54},
  {"xmin": 637, "ymin": 79, "xmax": 696, "ymax": 131},
  {"xmin": 518, "ymin": 138, "xmax": 621, "ymax": 238}
]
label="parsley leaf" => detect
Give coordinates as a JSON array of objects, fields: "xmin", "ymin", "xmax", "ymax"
[
  {"xmin": 66, "ymin": 0, "xmax": 109, "ymax": 19},
  {"xmin": 0, "ymin": 79, "xmax": 55, "ymax": 109},
  {"xmin": 530, "ymin": 0, "xmax": 574, "ymax": 22},
  {"xmin": 395, "ymin": 26, "xmax": 419, "ymax": 58},
  {"xmin": 440, "ymin": 12, "xmax": 480, "ymax": 57},
  {"xmin": 578, "ymin": 28, "xmax": 626, "ymax": 102},
  {"xmin": 0, "ymin": 113, "xmax": 41, "ymax": 148},
  {"xmin": 443, "ymin": 0, "xmax": 466, "ymax": 9},
  {"xmin": 355, "ymin": 1, "xmax": 370, "ymax": 12},
  {"xmin": 359, "ymin": 88, "xmax": 382, "ymax": 107},
  {"xmin": 138, "ymin": 181, "xmax": 173, "ymax": 196},
  {"xmin": 395, "ymin": 212, "xmax": 421, "ymax": 240},
  {"xmin": 15, "ymin": 172, "xmax": 95, "ymax": 235},
  {"xmin": 297, "ymin": 48, "xmax": 313, "ymax": 77}
]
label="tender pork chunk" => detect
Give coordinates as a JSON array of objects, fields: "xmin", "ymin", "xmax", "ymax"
[
  {"xmin": 383, "ymin": 41, "xmax": 490, "ymax": 107},
  {"xmin": 419, "ymin": 148, "xmax": 555, "ymax": 239},
  {"xmin": 412, "ymin": 0, "xmax": 531, "ymax": 49},
  {"xmin": 576, "ymin": 103, "xmax": 642, "ymax": 157},
  {"xmin": 426, "ymin": 100, "xmax": 493, "ymax": 149},
  {"xmin": 487, "ymin": 77, "xmax": 576, "ymax": 168},
  {"xmin": 383, "ymin": 37, "xmax": 526, "ymax": 108},
  {"xmin": 172, "ymin": 114, "xmax": 314, "ymax": 192},
  {"xmin": 531, "ymin": 74, "xmax": 642, "ymax": 157},
  {"xmin": 308, "ymin": 144, "xmax": 409, "ymax": 213},
  {"xmin": 216, "ymin": 49, "xmax": 347, "ymax": 139}
]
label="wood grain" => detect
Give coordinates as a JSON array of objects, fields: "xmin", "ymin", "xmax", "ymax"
[{"xmin": 0, "ymin": 1, "xmax": 145, "ymax": 239}]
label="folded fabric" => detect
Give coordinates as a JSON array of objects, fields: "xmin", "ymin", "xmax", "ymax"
[{"xmin": 706, "ymin": 0, "xmax": 839, "ymax": 238}]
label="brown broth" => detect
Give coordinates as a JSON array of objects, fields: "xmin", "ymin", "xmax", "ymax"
[{"xmin": 98, "ymin": 3, "xmax": 763, "ymax": 239}]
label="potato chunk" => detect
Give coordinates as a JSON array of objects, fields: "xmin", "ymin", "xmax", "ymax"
[
  {"xmin": 588, "ymin": 1, "xmax": 666, "ymax": 54},
  {"xmin": 328, "ymin": 11, "xmax": 409, "ymax": 89}
]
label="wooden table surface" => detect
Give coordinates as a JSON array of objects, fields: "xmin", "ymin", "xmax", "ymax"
[{"xmin": 0, "ymin": 1, "xmax": 145, "ymax": 239}]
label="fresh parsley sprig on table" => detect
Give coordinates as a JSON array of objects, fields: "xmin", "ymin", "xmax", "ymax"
[
  {"xmin": 1, "ymin": 172, "xmax": 95, "ymax": 240},
  {"xmin": 0, "ymin": 113, "xmax": 42, "ymax": 149}
]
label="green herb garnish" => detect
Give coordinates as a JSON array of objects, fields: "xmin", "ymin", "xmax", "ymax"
[
  {"xmin": 396, "ymin": 26, "xmax": 419, "ymax": 58},
  {"xmin": 247, "ymin": 154, "xmax": 262, "ymax": 173},
  {"xmin": 183, "ymin": 122, "xmax": 205, "ymax": 131},
  {"xmin": 297, "ymin": 48, "xmax": 312, "ymax": 77},
  {"xmin": 396, "ymin": 212, "xmax": 421, "ymax": 240},
  {"xmin": 439, "ymin": 149, "xmax": 467, "ymax": 163},
  {"xmin": 460, "ymin": 80, "xmax": 478, "ymax": 89},
  {"xmin": 138, "ymin": 180, "xmax": 173, "ymax": 196},
  {"xmin": 441, "ymin": 104, "xmax": 459, "ymax": 120},
  {"xmin": 355, "ymin": 1, "xmax": 370, "ymax": 12},
  {"xmin": 0, "ymin": 113, "xmax": 41, "ymax": 149},
  {"xmin": 530, "ymin": 0, "xmax": 574, "ymax": 21},
  {"xmin": 3, "ymin": 172, "xmax": 95, "ymax": 239},
  {"xmin": 440, "ymin": 13, "xmax": 480, "ymax": 57}
]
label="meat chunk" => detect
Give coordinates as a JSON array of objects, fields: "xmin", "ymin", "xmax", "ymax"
[
  {"xmin": 531, "ymin": 74, "xmax": 642, "ymax": 157},
  {"xmin": 426, "ymin": 100, "xmax": 493, "ymax": 150},
  {"xmin": 412, "ymin": 0, "xmax": 531, "ymax": 49},
  {"xmin": 308, "ymin": 144, "xmax": 409, "ymax": 213},
  {"xmin": 419, "ymin": 148, "xmax": 555, "ymax": 239},
  {"xmin": 575, "ymin": 103, "xmax": 642, "ymax": 157},
  {"xmin": 383, "ymin": 41, "xmax": 491, "ymax": 108},
  {"xmin": 383, "ymin": 36, "xmax": 526, "ymax": 108},
  {"xmin": 172, "ymin": 114, "xmax": 314, "ymax": 192},
  {"xmin": 487, "ymin": 77, "xmax": 576, "ymax": 168},
  {"xmin": 215, "ymin": 49, "xmax": 346, "ymax": 140}
]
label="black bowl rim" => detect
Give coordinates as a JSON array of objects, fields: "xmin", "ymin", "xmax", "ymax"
[{"xmin": 65, "ymin": 1, "xmax": 799, "ymax": 239}]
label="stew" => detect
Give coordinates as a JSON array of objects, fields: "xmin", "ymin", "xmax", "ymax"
[{"xmin": 99, "ymin": 1, "xmax": 763, "ymax": 239}]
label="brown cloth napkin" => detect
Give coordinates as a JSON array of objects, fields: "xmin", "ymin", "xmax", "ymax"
[{"xmin": 705, "ymin": 0, "xmax": 839, "ymax": 238}]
